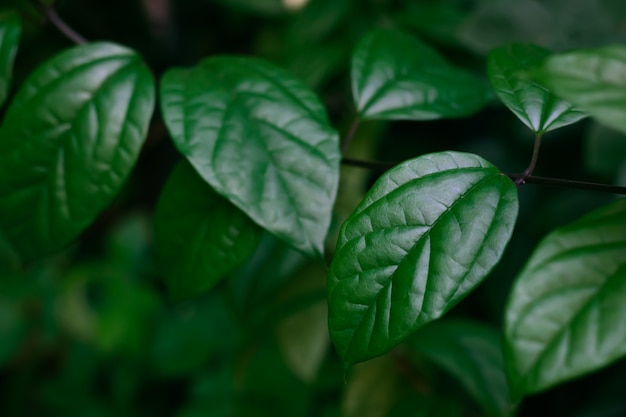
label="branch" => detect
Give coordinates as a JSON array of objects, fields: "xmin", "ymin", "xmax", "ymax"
[
  {"xmin": 341, "ymin": 157, "xmax": 626, "ymax": 195},
  {"xmin": 340, "ymin": 118, "xmax": 360, "ymax": 154},
  {"xmin": 39, "ymin": 2, "xmax": 87, "ymax": 44}
]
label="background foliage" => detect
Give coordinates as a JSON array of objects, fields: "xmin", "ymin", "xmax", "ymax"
[{"xmin": 1, "ymin": 0, "xmax": 626, "ymax": 416}]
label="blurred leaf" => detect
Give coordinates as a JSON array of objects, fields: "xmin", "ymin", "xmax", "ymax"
[
  {"xmin": 409, "ymin": 319, "xmax": 512, "ymax": 417},
  {"xmin": 154, "ymin": 161, "xmax": 262, "ymax": 300},
  {"xmin": 342, "ymin": 355, "xmax": 398, "ymax": 417},
  {"xmin": 328, "ymin": 151, "xmax": 518, "ymax": 367},
  {"xmin": 584, "ymin": 122, "xmax": 626, "ymax": 178},
  {"xmin": 488, "ymin": 43, "xmax": 586, "ymax": 134},
  {"xmin": 459, "ymin": 0, "xmax": 555, "ymax": 55},
  {"xmin": 0, "ymin": 11, "xmax": 20, "ymax": 108},
  {"xmin": 398, "ymin": 3, "xmax": 465, "ymax": 46},
  {"xmin": 160, "ymin": 57, "xmax": 340, "ymax": 260},
  {"xmin": 0, "ymin": 42, "xmax": 155, "ymax": 261},
  {"xmin": 351, "ymin": 29, "xmax": 489, "ymax": 120},
  {"xmin": 505, "ymin": 199, "xmax": 626, "ymax": 400},
  {"xmin": 536, "ymin": 45, "xmax": 626, "ymax": 135},
  {"xmin": 56, "ymin": 264, "xmax": 159, "ymax": 354},
  {"xmin": 0, "ymin": 300, "xmax": 24, "ymax": 366},
  {"xmin": 150, "ymin": 292, "xmax": 241, "ymax": 376},
  {"xmin": 276, "ymin": 299, "xmax": 329, "ymax": 382}
]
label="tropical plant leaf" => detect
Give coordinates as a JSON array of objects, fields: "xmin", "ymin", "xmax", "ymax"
[
  {"xmin": 505, "ymin": 198, "xmax": 626, "ymax": 400},
  {"xmin": 409, "ymin": 319, "xmax": 512, "ymax": 417},
  {"xmin": 0, "ymin": 42, "xmax": 155, "ymax": 261},
  {"xmin": 535, "ymin": 45, "xmax": 626, "ymax": 135},
  {"xmin": 0, "ymin": 11, "xmax": 20, "ymax": 108},
  {"xmin": 351, "ymin": 29, "xmax": 489, "ymax": 120},
  {"xmin": 160, "ymin": 57, "xmax": 340, "ymax": 260},
  {"xmin": 328, "ymin": 151, "xmax": 519, "ymax": 367},
  {"xmin": 487, "ymin": 43, "xmax": 586, "ymax": 134},
  {"xmin": 153, "ymin": 161, "xmax": 262, "ymax": 300}
]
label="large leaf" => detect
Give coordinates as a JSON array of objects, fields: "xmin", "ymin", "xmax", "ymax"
[
  {"xmin": 409, "ymin": 319, "xmax": 512, "ymax": 417},
  {"xmin": 0, "ymin": 11, "xmax": 20, "ymax": 108},
  {"xmin": 0, "ymin": 42, "xmax": 155, "ymax": 261},
  {"xmin": 505, "ymin": 198, "xmax": 626, "ymax": 400},
  {"xmin": 351, "ymin": 29, "xmax": 489, "ymax": 120},
  {"xmin": 487, "ymin": 43, "xmax": 586, "ymax": 134},
  {"xmin": 328, "ymin": 151, "xmax": 519, "ymax": 367},
  {"xmin": 153, "ymin": 161, "xmax": 262, "ymax": 300},
  {"xmin": 536, "ymin": 45, "xmax": 626, "ymax": 135},
  {"xmin": 160, "ymin": 57, "xmax": 340, "ymax": 260}
]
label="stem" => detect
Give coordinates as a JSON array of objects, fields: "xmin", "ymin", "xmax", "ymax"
[
  {"xmin": 516, "ymin": 134, "xmax": 542, "ymax": 186},
  {"xmin": 341, "ymin": 118, "xmax": 360, "ymax": 154},
  {"xmin": 341, "ymin": 157, "xmax": 626, "ymax": 195},
  {"xmin": 39, "ymin": 2, "xmax": 87, "ymax": 44}
]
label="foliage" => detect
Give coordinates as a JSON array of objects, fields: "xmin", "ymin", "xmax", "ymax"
[{"xmin": 1, "ymin": 1, "xmax": 626, "ymax": 416}]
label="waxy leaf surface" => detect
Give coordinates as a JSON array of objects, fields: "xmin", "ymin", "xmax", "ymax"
[
  {"xmin": 536, "ymin": 46, "xmax": 626, "ymax": 135},
  {"xmin": 328, "ymin": 151, "xmax": 519, "ymax": 366},
  {"xmin": 0, "ymin": 42, "xmax": 155, "ymax": 260},
  {"xmin": 488, "ymin": 43, "xmax": 586, "ymax": 134},
  {"xmin": 154, "ymin": 161, "xmax": 262, "ymax": 300},
  {"xmin": 505, "ymin": 199, "xmax": 626, "ymax": 400},
  {"xmin": 409, "ymin": 319, "xmax": 511, "ymax": 417},
  {"xmin": 0, "ymin": 12, "xmax": 20, "ymax": 108},
  {"xmin": 351, "ymin": 29, "xmax": 489, "ymax": 120},
  {"xmin": 160, "ymin": 57, "xmax": 340, "ymax": 260}
]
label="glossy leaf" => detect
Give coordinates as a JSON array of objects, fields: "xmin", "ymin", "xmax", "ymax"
[
  {"xmin": 0, "ymin": 42, "xmax": 155, "ymax": 260},
  {"xmin": 487, "ymin": 43, "xmax": 586, "ymax": 134},
  {"xmin": 536, "ymin": 45, "xmax": 626, "ymax": 135},
  {"xmin": 351, "ymin": 29, "xmax": 489, "ymax": 120},
  {"xmin": 160, "ymin": 57, "xmax": 340, "ymax": 260},
  {"xmin": 409, "ymin": 319, "xmax": 512, "ymax": 417},
  {"xmin": 153, "ymin": 161, "xmax": 262, "ymax": 300},
  {"xmin": 505, "ymin": 199, "xmax": 626, "ymax": 400},
  {"xmin": 328, "ymin": 151, "xmax": 519, "ymax": 367},
  {"xmin": 0, "ymin": 11, "xmax": 20, "ymax": 108}
]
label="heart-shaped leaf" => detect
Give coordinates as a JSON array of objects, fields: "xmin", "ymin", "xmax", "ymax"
[
  {"xmin": 0, "ymin": 11, "xmax": 20, "ymax": 108},
  {"xmin": 328, "ymin": 151, "xmax": 519, "ymax": 367},
  {"xmin": 160, "ymin": 57, "xmax": 340, "ymax": 260},
  {"xmin": 0, "ymin": 42, "xmax": 155, "ymax": 260},
  {"xmin": 488, "ymin": 43, "xmax": 586, "ymax": 134},
  {"xmin": 153, "ymin": 160, "xmax": 262, "ymax": 300},
  {"xmin": 351, "ymin": 29, "xmax": 489, "ymax": 120},
  {"xmin": 535, "ymin": 45, "xmax": 626, "ymax": 135},
  {"xmin": 409, "ymin": 319, "xmax": 512, "ymax": 417},
  {"xmin": 505, "ymin": 199, "xmax": 626, "ymax": 400}
]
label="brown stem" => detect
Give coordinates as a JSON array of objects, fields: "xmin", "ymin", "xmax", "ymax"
[
  {"xmin": 39, "ymin": 2, "xmax": 87, "ymax": 44},
  {"xmin": 341, "ymin": 118, "xmax": 360, "ymax": 154}
]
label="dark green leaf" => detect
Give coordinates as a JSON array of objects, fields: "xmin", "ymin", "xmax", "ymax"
[
  {"xmin": 505, "ymin": 199, "xmax": 626, "ymax": 400},
  {"xmin": 487, "ymin": 43, "xmax": 586, "ymax": 134},
  {"xmin": 351, "ymin": 29, "xmax": 489, "ymax": 120},
  {"xmin": 343, "ymin": 355, "xmax": 398, "ymax": 417},
  {"xmin": 409, "ymin": 319, "xmax": 512, "ymax": 417},
  {"xmin": 160, "ymin": 57, "xmax": 340, "ymax": 260},
  {"xmin": 328, "ymin": 151, "xmax": 519, "ymax": 367},
  {"xmin": 153, "ymin": 161, "xmax": 262, "ymax": 300},
  {"xmin": 0, "ymin": 42, "xmax": 155, "ymax": 261},
  {"xmin": 0, "ymin": 11, "xmax": 20, "ymax": 108},
  {"xmin": 536, "ymin": 45, "xmax": 626, "ymax": 135}
]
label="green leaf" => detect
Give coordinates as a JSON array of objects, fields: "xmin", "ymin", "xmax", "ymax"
[
  {"xmin": 160, "ymin": 57, "xmax": 340, "ymax": 260},
  {"xmin": 351, "ymin": 29, "xmax": 489, "ymax": 120},
  {"xmin": 409, "ymin": 319, "xmax": 512, "ymax": 417},
  {"xmin": 487, "ymin": 43, "xmax": 586, "ymax": 134},
  {"xmin": 328, "ymin": 151, "xmax": 519, "ymax": 367},
  {"xmin": 505, "ymin": 198, "xmax": 626, "ymax": 400},
  {"xmin": 153, "ymin": 161, "xmax": 262, "ymax": 300},
  {"xmin": 0, "ymin": 42, "xmax": 155, "ymax": 261},
  {"xmin": 536, "ymin": 45, "xmax": 626, "ymax": 135},
  {"xmin": 0, "ymin": 11, "xmax": 20, "ymax": 108}
]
